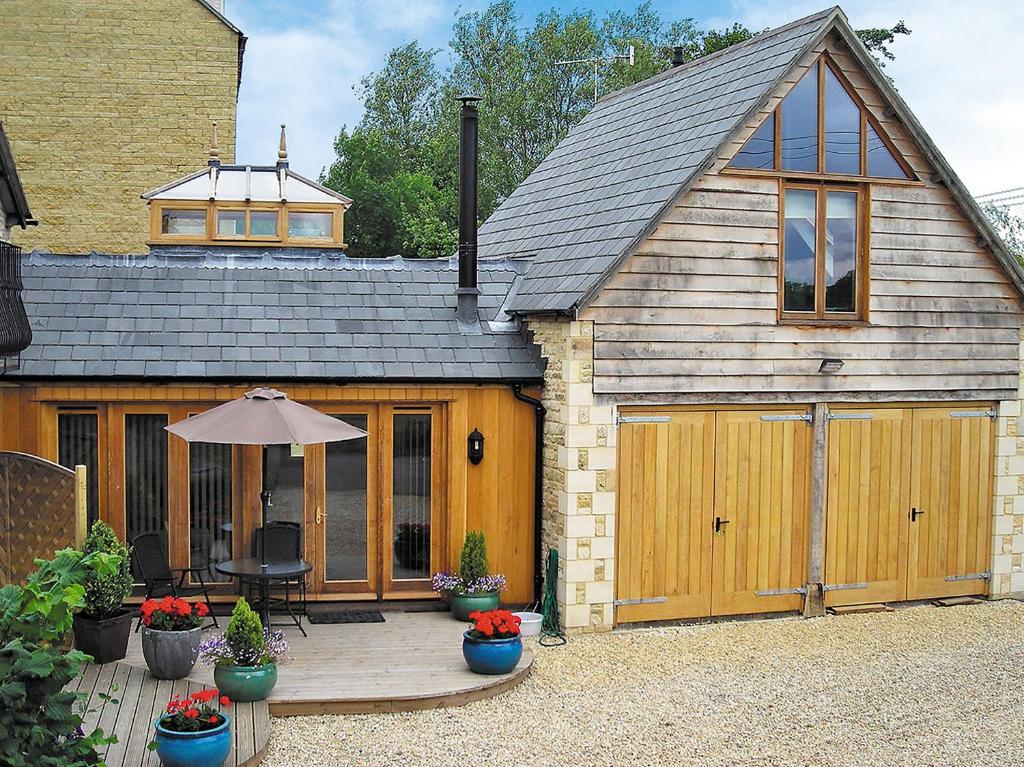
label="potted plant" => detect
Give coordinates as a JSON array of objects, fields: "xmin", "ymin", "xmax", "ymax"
[
  {"xmin": 149, "ymin": 688, "xmax": 232, "ymax": 767},
  {"xmin": 140, "ymin": 596, "xmax": 209, "ymax": 679},
  {"xmin": 432, "ymin": 531, "xmax": 506, "ymax": 621},
  {"xmin": 198, "ymin": 597, "xmax": 287, "ymax": 702},
  {"xmin": 72, "ymin": 521, "xmax": 134, "ymax": 664},
  {"xmin": 462, "ymin": 609, "xmax": 523, "ymax": 675}
]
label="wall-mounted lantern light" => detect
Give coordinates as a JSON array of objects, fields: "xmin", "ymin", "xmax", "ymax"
[
  {"xmin": 468, "ymin": 428, "xmax": 485, "ymax": 465},
  {"xmin": 819, "ymin": 358, "xmax": 844, "ymax": 374}
]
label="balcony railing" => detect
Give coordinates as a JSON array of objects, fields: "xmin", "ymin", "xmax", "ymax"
[{"xmin": 0, "ymin": 240, "xmax": 31, "ymax": 372}]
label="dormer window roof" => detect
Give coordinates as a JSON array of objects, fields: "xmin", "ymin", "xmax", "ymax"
[{"xmin": 141, "ymin": 124, "xmax": 352, "ymax": 248}]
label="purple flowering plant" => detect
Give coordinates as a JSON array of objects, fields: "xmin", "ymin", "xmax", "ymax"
[
  {"xmin": 431, "ymin": 572, "xmax": 507, "ymax": 596},
  {"xmin": 198, "ymin": 629, "xmax": 289, "ymax": 668}
]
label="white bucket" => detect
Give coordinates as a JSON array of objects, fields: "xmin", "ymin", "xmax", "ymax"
[{"xmin": 514, "ymin": 611, "xmax": 543, "ymax": 636}]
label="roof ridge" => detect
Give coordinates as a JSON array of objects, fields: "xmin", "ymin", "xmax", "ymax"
[{"xmin": 598, "ymin": 5, "xmax": 841, "ymax": 107}]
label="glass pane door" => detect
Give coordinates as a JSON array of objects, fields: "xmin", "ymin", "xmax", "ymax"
[
  {"xmin": 384, "ymin": 407, "xmax": 441, "ymax": 594},
  {"xmin": 320, "ymin": 414, "xmax": 373, "ymax": 593},
  {"xmin": 264, "ymin": 444, "xmax": 305, "ymax": 531},
  {"xmin": 189, "ymin": 441, "xmax": 233, "ymax": 582}
]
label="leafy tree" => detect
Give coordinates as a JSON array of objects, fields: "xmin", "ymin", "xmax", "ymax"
[
  {"xmin": 323, "ymin": 2, "xmax": 911, "ymax": 258},
  {"xmin": 983, "ymin": 203, "xmax": 1024, "ymax": 262}
]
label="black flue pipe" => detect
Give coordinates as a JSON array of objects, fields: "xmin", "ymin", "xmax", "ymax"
[
  {"xmin": 671, "ymin": 46, "xmax": 686, "ymax": 67},
  {"xmin": 457, "ymin": 96, "xmax": 481, "ymax": 291}
]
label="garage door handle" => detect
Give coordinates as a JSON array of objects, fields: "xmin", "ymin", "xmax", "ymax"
[
  {"xmin": 714, "ymin": 516, "xmax": 729, "ymax": 533},
  {"xmin": 910, "ymin": 508, "xmax": 925, "ymax": 522}
]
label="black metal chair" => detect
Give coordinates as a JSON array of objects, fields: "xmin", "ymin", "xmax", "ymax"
[
  {"xmin": 131, "ymin": 532, "xmax": 219, "ymax": 632},
  {"xmin": 251, "ymin": 522, "xmax": 308, "ymax": 635}
]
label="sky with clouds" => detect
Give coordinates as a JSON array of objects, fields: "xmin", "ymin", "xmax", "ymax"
[{"xmin": 225, "ymin": 0, "xmax": 1021, "ymax": 198}]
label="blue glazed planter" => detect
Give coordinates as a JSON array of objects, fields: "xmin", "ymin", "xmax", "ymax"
[
  {"xmin": 153, "ymin": 714, "xmax": 231, "ymax": 767},
  {"xmin": 462, "ymin": 632, "xmax": 523, "ymax": 675}
]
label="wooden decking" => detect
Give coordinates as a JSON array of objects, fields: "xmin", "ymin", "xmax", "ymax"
[
  {"xmin": 123, "ymin": 611, "xmax": 534, "ymax": 716},
  {"xmin": 70, "ymin": 661, "xmax": 269, "ymax": 766}
]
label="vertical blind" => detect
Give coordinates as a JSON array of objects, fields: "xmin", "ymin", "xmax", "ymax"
[
  {"xmin": 392, "ymin": 412, "xmax": 432, "ymax": 580},
  {"xmin": 125, "ymin": 414, "xmax": 169, "ymax": 551},
  {"xmin": 57, "ymin": 412, "xmax": 99, "ymax": 526},
  {"xmin": 189, "ymin": 441, "xmax": 232, "ymax": 582}
]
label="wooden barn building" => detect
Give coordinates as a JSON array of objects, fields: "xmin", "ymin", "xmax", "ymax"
[{"xmin": 2, "ymin": 6, "xmax": 1022, "ymax": 629}]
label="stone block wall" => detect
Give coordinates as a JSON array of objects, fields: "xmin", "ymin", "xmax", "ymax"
[
  {"xmin": 991, "ymin": 334, "xmax": 1024, "ymax": 596},
  {"xmin": 0, "ymin": 0, "xmax": 241, "ymax": 254},
  {"xmin": 529, "ymin": 318, "xmax": 616, "ymax": 631}
]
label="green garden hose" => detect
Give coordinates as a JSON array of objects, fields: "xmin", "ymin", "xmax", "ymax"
[{"xmin": 539, "ymin": 548, "xmax": 566, "ymax": 646}]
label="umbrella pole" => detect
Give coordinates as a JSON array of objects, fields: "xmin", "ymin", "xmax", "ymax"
[{"xmin": 259, "ymin": 444, "xmax": 271, "ymax": 627}]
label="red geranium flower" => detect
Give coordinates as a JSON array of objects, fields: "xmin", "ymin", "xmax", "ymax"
[{"xmin": 220, "ymin": 696, "xmax": 231, "ymax": 707}]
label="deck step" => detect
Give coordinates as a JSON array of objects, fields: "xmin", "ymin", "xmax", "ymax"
[
  {"xmin": 828, "ymin": 603, "xmax": 893, "ymax": 615},
  {"xmin": 933, "ymin": 596, "xmax": 984, "ymax": 607}
]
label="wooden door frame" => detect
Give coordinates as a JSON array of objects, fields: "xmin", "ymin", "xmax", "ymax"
[
  {"xmin": 380, "ymin": 403, "xmax": 446, "ymax": 599},
  {"xmin": 307, "ymin": 404, "xmax": 379, "ymax": 599},
  {"xmin": 51, "ymin": 404, "xmax": 110, "ymax": 531}
]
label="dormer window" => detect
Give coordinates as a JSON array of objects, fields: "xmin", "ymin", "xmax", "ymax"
[
  {"xmin": 288, "ymin": 211, "xmax": 333, "ymax": 240},
  {"xmin": 729, "ymin": 55, "xmax": 914, "ymax": 181},
  {"xmin": 161, "ymin": 208, "xmax": 207, "ymax": 236}
]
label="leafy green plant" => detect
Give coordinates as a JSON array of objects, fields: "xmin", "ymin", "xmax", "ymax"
[
  {"xmin": 459, "ymin": 531, "xmax": 490, "ymax": 584},
  {"xmin": 224, "ymin": 598, "xmax": 265, "ymax": 666},
  {"xmin": 0, "ymin": 548, "xmax": 121, "ymax": 766},
  {"xmin": 80, "ymin": 521, "xmax": 133, "ymax": 620}
]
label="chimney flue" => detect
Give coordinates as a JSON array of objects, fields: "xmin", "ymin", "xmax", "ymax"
[
  {"xmin": 671, "ymin": 46, "xmax": 686, "ymax": 67},
  {"xmin": 456, "ymin": 95, "xmax": 482, "ymax": 331}
]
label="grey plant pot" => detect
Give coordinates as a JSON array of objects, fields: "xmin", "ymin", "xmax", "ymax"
[{"xmin": 141, "ymin": 626, "xmax": 202, "ymax": 680}]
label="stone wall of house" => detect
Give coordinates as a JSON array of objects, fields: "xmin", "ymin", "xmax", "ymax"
[
  {"xmin": 529, "ymin": 318, "xmax": 616, "ymax": 631},
  {"xmin": 991, "ymin": 329, "xmax": 1024, "ymax": 596},
  {"xmin": 0, "ymin": 0, "xmax": 240, "ymax": 254}
]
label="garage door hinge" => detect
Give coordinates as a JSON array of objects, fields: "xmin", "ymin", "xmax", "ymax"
[
  {"xmin": 944, "ymin": 571, "xmax": 990, "ymax": 582},
  {"xmin": 617, "ymin": 415, "xmax": 672, "ymax": 425},
  {"xmin": 950, "ymin": 410, "xmax": 997, "ymax": 419},
  {"xmin": 758, "ymin": 413, "xmax": 813, "ymax": 424},
  {"xmin": 613, "ymin": 596, "xmax": 669, "ymax": 606},
  {"xmin": 822, "ymin": 582, "xmax": 869, "ymax": 591},
  {"xmin": 827, "ymin": 413, "xmax": 874, "ymax": 421},
  {"xmin": 754, "ymin": 587, "xmax": 807, "ymax": 597}
]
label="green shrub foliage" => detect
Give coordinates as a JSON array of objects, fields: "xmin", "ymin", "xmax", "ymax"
[
  {"xmin": 81, "ymin": 521, "xmax": 133, "ymax": 619},
  {"xmin": 459, "ymin": 531, "xmax": 490, "ymax": 584},
  {"xmin": 0, "ymin": 548, "xmax": 120, "ymax": 766},
  {"xmin": 224, "ymin": 598, "xmax": 265, "ymax": 667}
]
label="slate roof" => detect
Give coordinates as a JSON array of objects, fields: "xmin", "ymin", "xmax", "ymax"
[
  {"xmin": 482, "ymin": 5, "xmax": 1024, "ymax": 313},
  {"xmin": 477, "ymin": 7, "xmax": 841, "ymax": 314},
  {"xmin": 11, "ymin": 249, "xmax": 542, "ymax": 382}
]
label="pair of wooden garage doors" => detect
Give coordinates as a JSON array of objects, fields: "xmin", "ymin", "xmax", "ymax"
[{"xmin": 615, "ymin": 406, "xmax": 994, "ymax": 624}]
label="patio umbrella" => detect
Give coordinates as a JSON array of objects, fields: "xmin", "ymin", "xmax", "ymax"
[{"xmin": 166, "ymin": 387, "xmax": 367, "ymax": 569}]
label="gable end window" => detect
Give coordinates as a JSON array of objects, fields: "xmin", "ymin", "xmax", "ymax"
[
  {"xmin": 730, "ymin": 55, "xmax": 914, "ymax": 182},
  {"xmin": 781, "ymin": 184, "xmax": 865, "ymax": 321}
]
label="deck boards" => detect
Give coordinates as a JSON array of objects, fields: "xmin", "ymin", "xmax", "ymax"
[
  {"xmin": 69, "ymin": 661, "xmax": 268, "ymax": 767},
  {"xmin": 121, "ymin": 611, "xmax": 533, "ymax": 716}
]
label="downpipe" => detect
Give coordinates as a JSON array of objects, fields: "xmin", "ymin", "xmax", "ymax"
[{"xmin": 511, "ymin": 383, "xmax": 546, "ymax": 603}]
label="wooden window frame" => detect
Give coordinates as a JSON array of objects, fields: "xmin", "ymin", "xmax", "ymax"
[
  {"xmin": 148, "ymin": 201, "xmax": 345, "ymax": 249},
  {"xmin": 778, "ymin": 180, "xmax": 871, "ymax": 325},
  {"xmin": 726, "ymin": 54, "xmax": 918, "ymax": 185}
]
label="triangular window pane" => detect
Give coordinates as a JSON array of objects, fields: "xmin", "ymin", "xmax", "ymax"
[
  {"xmin": 824, "ymin": 67, "xmax": 861, "ymax": 175},
  {"xmin": 780, "ymin": 66, "xmax": 819, "ymax": 172},
  {"xmin": 730, "ymin": 112, "xmax": 775, "ymax": 169},
  {"xmin": 866, "ymin": 123, "xmax": 908, "ymax": 179}
]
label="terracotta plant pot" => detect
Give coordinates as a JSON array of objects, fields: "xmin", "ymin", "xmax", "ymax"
[
  {"xmin": 449, "ymin": 591, "xmax": 500, "ymax": 621},
  {"xmin": 73, "ymin": 608, "xmax": 134, "ymax": 665},
  {"xmin": 141, "ymin": 626, "xmax": 202, "ymax": 680},
  {"xmin": 214, "ymin": 663, "xmax": 278, "ymax": 702}
]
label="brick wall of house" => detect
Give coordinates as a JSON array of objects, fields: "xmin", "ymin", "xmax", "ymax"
[
  {"xmin": 530, "ymin": 318, "xmax": 617, "ymax": 632},
  {"xmin": 0, "ymin": 0, "xmax": 240, "ymax": 254}
]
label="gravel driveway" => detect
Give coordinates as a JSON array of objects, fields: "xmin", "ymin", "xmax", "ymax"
[{"xmin": 264, "ymin": 600, "xmax": 1024, "ymax": 767}]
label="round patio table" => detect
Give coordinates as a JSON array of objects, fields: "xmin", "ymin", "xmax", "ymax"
[{"xmin": 216, "ymin": 557, "xmax": 312, "ymax": 629}]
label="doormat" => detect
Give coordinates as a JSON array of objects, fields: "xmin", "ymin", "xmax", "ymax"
[{"xmin": 307, "ymin": 609, "xmax": 385, "ymax": 625}]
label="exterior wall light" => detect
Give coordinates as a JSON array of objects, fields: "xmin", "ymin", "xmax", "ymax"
[
  {"xmin": 819, "ymin": 358, "xmax": 844, "ymax": 374},
  {"xmin": 468, "ymin": 428, "xmax": 484, "ymax": 465}
]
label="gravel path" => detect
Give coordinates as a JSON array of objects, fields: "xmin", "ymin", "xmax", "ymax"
[{"xmin": 264, "ymin": 600, "xmax": 1024, "ymax": 767}]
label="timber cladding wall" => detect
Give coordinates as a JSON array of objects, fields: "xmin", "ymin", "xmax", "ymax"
[
  {"xmin": 0, "ymin": 381, "xmax": 537, "ymax": 602},
  {"xmin": 583, "ymin": 32, "xmax": 1022, "ymax": 403},
  {"xmin": 0, "ymin": 0, "xmax": 241, "ymax": 255}
]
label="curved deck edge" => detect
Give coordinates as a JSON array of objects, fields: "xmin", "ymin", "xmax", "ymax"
[{"xmin": 268, "ymin": 649, "xmax": 534, "ymax": 717}]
